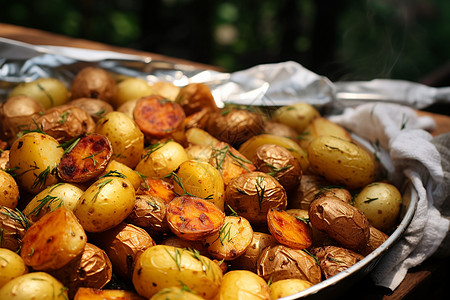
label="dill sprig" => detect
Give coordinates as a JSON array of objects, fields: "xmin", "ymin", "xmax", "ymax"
[
  {"xmin": 142, "ymin": 140, "xmax": 171, "ymax": 160},
  {"xmin": 266, "ymin": 163, "xmax": 292, "ymax": 179},
  {"xmin": 364, "ymin": 197, "xmax": 379, "ymax": 203},
  {"xmin": 82, "ymin": 151, "xmax": 101, "ymax": 166},
  {"xmin": 166, "ymin": 247, "xmax": 183, "ymax": 271},
  {"xmin": 91, "ymin": 179, "xmax": 113, "ymax": 202},
  {"xmin": 0, "ymin": 207, "xmax": 31, "ymax": 230},
  {"xmin": 302, "ymin": 249, "xmax": 320, "ymax": 266},
  {"xmin": 99, "ymin": 170, "xmax": 126, "ymax": 179},
  {"xmin": 227, "ymin": 205, "xmax": 239, "ymax": 217},
  {"xmin": 218, "ymin": 222, "xmax": 235, "ymax": 245},
  {"xmin": 58, "ymin": 137, "xmax": 81, "ymax": 154},
  {"xmin": 167, "ymin": 171, "xmax": 213, "ymax": 200},
  {"xmin": 255, "ymin": 175, "xmax": 266, "ymax": 209},
  {"xmin": 37, "ymin": 82, "xmax": 54, "ymax": 107},
  {"xmin": 58, "ymin": 110, "xmax": 71, "ymax": 124},
  {"xmin": 27, "ymin": 195, "xmax": 63, "ymax": 217},
  {"xmin": 31, "ymin": 165, "xmax": 53, "ymax": 190}
]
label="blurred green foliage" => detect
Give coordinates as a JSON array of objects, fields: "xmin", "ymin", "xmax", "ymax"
[{"xmin": 1, "ymin": 0, "xmax": 449, "ymax": 84}]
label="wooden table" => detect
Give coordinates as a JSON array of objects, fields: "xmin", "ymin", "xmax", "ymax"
[{"xmin": 1, "ymin": 22, "xmax": 449, "ymax": 300}]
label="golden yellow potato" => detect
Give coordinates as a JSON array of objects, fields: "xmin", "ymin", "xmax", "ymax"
[
  {"xmin": 307, "ymin": 136, "xmax": 375, "ymax": 190},
  {"xmin": 0, "ymin": 248, "xmax": 28, "ymax": 288},
  {"xmin": 0, "ymin": 170, "xmax": 19, "ymax": 209},
  {"xmin": 114, "ymin": 77, "xmax": 157, "ymax": 108},
  {"xmin": 9, "ymin": 77, "xmax": 69, "ymax": 109},
  {"xmin": 269, "ymin": 278, "xmax": 313, "ymax": 299},
  {"xmin": 298, "ymin": 117, "xmax": 352, "ymax": 150},
  {"xmin": 173, "ymin": 160, "xmax": 225, "ymax": 211},
  {"xmin": 272, "ymin": 102, "xmax": 320, "ymax": 133},
  {"xmin": 103, "ymin": 160, "xmax": 142, "ymax": 190},
  {"xmin": 135, "ymin": 140, "xmax": 188, "ymax": 179},
  {"xmin": 95, "ymin": 111, "xmax": 144, "ymax": 168},
  {"xmin": 216, "ymin": 270, "xmax": 270, "ymax": 300},
  {"xmin": 353, "ymin": 182, "xmax": 402, "ymax": 232},
  {"xmin": 132, "ymin": 245, "xmax": 223, "ymax": 299},
  {"xmin": 150, "ymin": 287, "xmax": 205, "ymax": 300}
]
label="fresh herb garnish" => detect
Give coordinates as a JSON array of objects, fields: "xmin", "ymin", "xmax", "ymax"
[{"xmin": 255, "ymin": 175, "xmax": 266, "ymax": 209}]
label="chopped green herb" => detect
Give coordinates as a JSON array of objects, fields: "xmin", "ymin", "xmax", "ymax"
[
  {"xmin": 227, "ymin": 205, "xmax": 239, "ymax": 217},
  {"xmin": 91, "ymin": 179, "xmax": 113, "ymax": 202},
  {"xmin": 255, "ymin": 175, "xmax": 266, "ymax": 209},
  {"xmin": 58, "ymin": 110, "xmax": 71, "ymax": 124},
  {"xmin": 364, "ymin": 197, "xmax": 379, "ymax": 203},
  {"xmin": 58, "ymin": 137, "xmax": 81, "ymax": 154},
  {"xmin": 37, "ymin": 82, "xmax": 54, "ymax": 107},
  {"xmin": 166, "ymin": 247, "xmax": 182, "ymax": 271}
]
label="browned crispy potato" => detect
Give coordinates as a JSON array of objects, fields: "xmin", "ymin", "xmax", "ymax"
[
  {"xmin": 0, "ymin": 170, "xmax": 19, "ymax": 209},
  {"xmin": 207, "ymin": 107, "xmax": 264, "ymax": 147},
  {"xmin": 0, "ymin": 149, "xmax": 9, "ymax": 169},
  {"xmin": 126, "ymin": 194, "xmax": 170, "ymax": 235},
  {"xmin": 137, "ymin": 177, "xmax": 176, "ymax": 204},
  {"xmin": 0, "ymin": 206, "xmax": 29, "ymax": 252},
  {"xmin": 160, "ymin": 235, "xmax": 209, "ymax": 256},
  {"xmin": 70, "ymin": 67, "xmax": 117, "ymax": 103},
  {"xmin": 267, "ymin": 208, "xmax": 312, "ymax": 250},
  {"xmin": 90, "ymin": 222, "xmax": 155, "ymax": 279},
  {"xmin": 185, "ymin": 127, "xmax": 220, "ymax": 147},
  {"xmin": 183, "ymin": 108, "xmax": 212, "ymax": 130},
  {"xmin": 74, "ymin": 287, "xmax": 146, "ymax": 300},
  {"xmin": 151, "ymin": 81, "xmax": 180, "ymax": 101},
  {"xmin": 359, "ymin": 225, "xmax": 389, "ymax": 256},
  {"xmin": 29, "ymin": 105, "xmax": 96, "ymax": 143},
  {"xmin": 57, "ymin": 134, "xmax": 113, "ymax": 183},
  {"xmin": 103, "ymin": 159, "xmax": 143, "ymax": 191},
  {"xmin": 225, "ymin": 171, "xmax": 287, "ymax": 227},
  {"xmin": 309, "ymin": 196, "xmax": 370, "ymax": 251},
  {"xmin": 229, "ymin": 232, "xmax": 278, "ymax": 273},
  {"xmin": 209, "ymin": 141, "xmax": 256, "ymax": 187},
  {"xmin": 69, "ymin": 98, "xmax": 114, "ymax": 122},
  {"xmin": 311, "ymin": 245, "xmax": 364, "ymax": 279},
  {"xmin": 262, "ymin": 121, "xmax": 299, "ymax": 140},
  {"xmin": 252, "ymin": 143, "xmax": 302, "ymax": 192},
  {"xmin": 288, "ymin": 174, "xmax": 328, "ymax": 209},
  {"xmin": 20, "ymin": 206, "xmax": 87, "ymax": 271},
  {"xmin": 185, "ymin": 144, "xmax": 213, "ymax": 162},
  {"xmin": 204, "ymin": 215, "xmax": 253, "ymax": 261},
  {"xmin": 49, "ymin": 243, "xmax": 112, "ymax": 298},
  {"xmin": 314, "ymin": 186, "xmax": 353, "ymax": 204},
  {"xmin": 133, "ymin": 94, "xmax": 185, "ymax": 139},
  {"xmin": 257, "ymin": 245, "xmax": 321, "ymax": 284},
  {"xmin": 0, "ymin": 95, "xmax": 45, "ymax": 145},
  {"xmin": 176, "ymin": 83, "xmax": 219, "ymax": 116},
  {"xmin": 166, "ymin": 195, "xmax": 225, "ymax": 241}
]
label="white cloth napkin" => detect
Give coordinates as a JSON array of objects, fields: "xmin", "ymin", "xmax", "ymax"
[{"xmin": 329, "ymin": 103, "xmax": 450, "ymax": 290}]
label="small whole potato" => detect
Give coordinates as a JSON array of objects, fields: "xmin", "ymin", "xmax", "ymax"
[
  {"xmin": 0, "ymin": 206, "xmax": 28, "ymax": 252},
  {"xmin": 312, "ymin": 246, "xmax": 364, "ymax": 279},
  {"xmin": 70, "ymin": 67, "xmax": 117, "ymax": 103},
  {"xmin": 0, "ymin": 248, "xmax": 28, "ymax": 288},
  {"xmin": 114, "ymin": 77, "xmax": 157, "ymax": 108},
  {"xmin": 270, "ymin": 278, "xmax": 313, "ymax": 299},
  {"xmin": 151, "ymin": 287, "xmax": 205, "ymax": 300},
  {"xmin": 176, "ymin": 83, "xmax": 219, "ymax": 116},
  {"xmin": 9, "ymin": 77, "xmax": 69, "ymax": 109},
  {"xmin": 216, "ymin": 270, "xmax": 271, "ymax": 300},
  {"xmin": 69, "ymin": 98, "xmax": 114, "ymax": 122},
  {"xmin": 307, "ymin": 135, "xmax": 375, "ymax": 190},
  {"xmin": 353, "ymin": 182, "xmax": 402, "ymax": 232},
  {"xmin": 0, "ymin": 170, "xmax": 19, "ymax": 209},
  {"xmin": 272, "ymin": 102, "xmax": 320, "ymax": 133},
  {"xmin": 126, "ymin": 194, "xmax": 170, "ymax": 235}
]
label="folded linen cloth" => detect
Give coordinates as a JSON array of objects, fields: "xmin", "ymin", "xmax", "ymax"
[{"xmin": 329, "ymin": 103, "xmax": 450, "ymax": 290}]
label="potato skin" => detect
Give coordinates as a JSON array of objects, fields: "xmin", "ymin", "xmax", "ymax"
[
  {"xmin": 0, "ymin": 206, "xmax": 28, "ymax": 252},
  {"xmin": 69, "ymin": 98, "xmax": 114, "ymax": 122},
  {"xmin": 307, "ymin": 136, "xmax": 375, "ymax": 190},
  {"xmin": 309, "ymin": 196, "xmax": 370, "ymax": 251},
  {"xmin": 216, "ymin": 270, "xmax": 270, "ymax": 300},
  {"xmin": 0, "ymin": 170, "xmax": 19, "ymax": 209},
  {"xmin": 132, "ymin": 245, "xmax": 223, "ymax": 299},
  {"xmin": 272, "ymin": 102, "xmax": 320, "ymax": 133},
  {"xmin": 312, "ymin": 246, "xmax": 364, "ymax": 279},
  {"xmin": 270, "ymin": 278, "xmax": 313, "ymax": 300},
  {"xmin": 0, "ymin": 248, "xmax": 28, "ymax": 288},
  {"xmin": 70, "ymin": 67, "xmax": 117, "ymax": 103}
]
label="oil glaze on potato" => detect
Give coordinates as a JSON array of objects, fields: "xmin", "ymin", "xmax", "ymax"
[
  {"xmin": 0, "ymin": 248, "xmax": 28, "ymax": 289},
  {"xmin": 132, "ymin": 245, "xmax": 223, "ymax": 299},
  {"xmin": 216, "ymin": 270, "xmax": 270, "ymax": 300},
  {"xmin": 307, "ymin": 135, "xmax": 375, "ymax": 190},
  {"xmin": 270, "ymin": 279, "xmax": 313, "ymax": 299},
  {"xmin": 0, "ymin": 170, "xmax": 19, "ymax": 209}
]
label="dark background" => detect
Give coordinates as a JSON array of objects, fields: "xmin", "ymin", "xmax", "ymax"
[{"xmin": 2, "ymin": 0, "xmax": 450, "ymax": 87}]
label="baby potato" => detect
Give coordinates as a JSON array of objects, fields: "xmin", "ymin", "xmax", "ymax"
[
  {"xmin": 271, "ymin": 102, "xmax": 320, "ymax": 133},
  {"xmin": 132, "ymin": 245, "xmax": 223, "ymax": 299},
  {"xmin": 137, "ymin": 177, "xmax": 176, "ymax": 204},
  {"xmin": 176, "ymin": 83, "xmax": 219, "ymax": 116},
  {"xmin": 204, "ymin": 216, "xmax": 253, "ymax": 261},
  {"xmin": 95, "ymin": 111, "xmax": 144, "ymax": 168},
  {"xmin": 166, "ymin": 195, "xmax": 225, "ymax": 241},
  {"xmin": 238, "ymin": 134, "xmax": 309, "ymax": 172},
  {"xmin": 9, "ymin": 77, "xmax": 69, "ymax": 109},
  {"xmin": 312, "ymin": 246, "xmax": 364, "ymax": 279},
  {"xmin": 262, "ymin": 121, "xmax": 299, "ymax": 140},
  {"xmin": 69, "ymin": 98, "xmax": 114, "ymax": 122},
  {"xmin": 114, "ymin": 77, "xmax": 157, "ymax": 108},
  {"xmin": 172, "ymin": 160, "xmax": 225, "ymax": 211},
  {"xmin": 117, "ymin": 98, "xmax": 139, "ymax": 119},
  {"xmin": 135, "ymin": 140, "xmax": 188, "ymax": 179},
  {"xmin": 0, "ymin": 170, "xmax": 19, "ymax": 209},
  {"xmin": 150, "ymin": 287, "xmax": 205, "ymax": 300},
  {"xmin": 103, "ymin": 159, "xmax": 143, "ymax": 190},
  {"xmin": 0, "ymin": 248, "xmax": 28, "ymax": 288},
  {"xmin": 74, "ymin": 288, "xmax": 146, "ymax": 300},
  {"xmin": 20, "ymin": 206, "xmax": 87, "ymax": 271},
  {"xmin": 270, "ymin": 278, "xmax": 313, "ymax": 299},
  {"xmin": 0, "ymin": 272, "xmax": 68, "ymax": 300},
  {"xmin": 160, "ymin": 236, "xmax": 209, "ymax": 257},
  {"xmin": 22, "ymin": 183, "xmax": 84, "ymax": 222},
  {"xmin": 185, "ymin": 127, "xmax": 220, "ymax": 147},
  {"xmin": 126, "ymin": 195, "xmax": 170, "ymax": 235},
  {"xmin": 151, "ymin": 81, "xmax": 180, "ymax": 101},
  {"xmin": 298, "ymin": 116, "xmax": 352, "ymax": 150},
  {"xmin": 73, "ymin": 176, "xmax": 136, "ymax": 232},
  {"xmin": 0, "ymin": 206, "xmax": 29, "ymax": 252},
  {"xmin": 353, "ymin": 182, "xmax": 402, "ymax": 232},
  {"xmin": 9, "ymin": 132, "xmax": 63, "ymax": 194},
  {"xmin": 307, "ymin": 136, "xmax": 375, "ymax": 190},
  {"xmin": 57, "ymin": 133, "xmax": 113, "ymax": 183},
  {"xmin": 288, "ymin": 174, "xmax": 328, "ymax": 210},
  {"xmin": 359, "ymin": 225, "xmax": 389, "ymax": 256},
  {"xmin": 216, "ymin": 270, "xmax": 270, "ymax": 300},
  {"xmin": 70, "ymin": 66, "xmax": 117, "ymax": 103},
  {"xmin": 309, "ymin": 196, "xmax": 370, "ymax": 251},
  {"xmin": 185, "ymin": 144, "xmax": 213, "ymax": 162}
]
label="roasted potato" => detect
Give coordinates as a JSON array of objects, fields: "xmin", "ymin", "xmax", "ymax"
[
  {"xmin": 70, "ymin": 66, "xmax": 117, "ymax": 103},
  {"xmin": 216, "ymin": 270, "xmax": 270, "ymax": 300},
  {"xmin": 270, "ymin": 278, "xmax": 313, "ymax": 299},
  {"xmin": 185, "ymin": 144, "xmax": 213, "ymax": 162},
  {"xmin": 307, "ymin": 136, "xmax": 375, "ymax": 190},
  {"xmin": 151, "ymin": 81, "xmax": 180, "ymax": 101},
  {"xmin": 185, "ymin": 127, "xmax": 220, "ymax": 147},
  {"xmin": 114, "ymin": 77, "xmax": 157, "ymax": 108},
  {"xmin": 0, "ymin": 272, "xmax": 68, "ymax": 300},
  {"xmin": 69, "ymin": 97, "xmax": 114, "ymax": 122},
  {"xmin": 298, "ymin": 116, "xmax": 352, "ymax": 150},
  {"xmin": 312, "ymin": 245, "xmax": 364, "ymax": 279},
  {"xmin": 172, "ymin": 159, "xmax": 225, "ymax": 211},
  {"xmin": 132, "ymin": 245, "xmax": 223, "ymax": 299},
  {"xmin": 73, "ymin": 176, "xmax": 136, "ymax": 232},
  {"xmin": 288, "ymin": 174, "xmax": 328, "ymax": 210},
  {"xmin": 0, "ymin": 169, "xmax": 19, "ymax": 209},
  {"xmin": 176, "ymin": 83, "xmax": 219, "ymax": 116},
  {"xmin": 49, "ymin": 243, "xmax": 112, "ymax": 298},
  {"xmin": 204, "ymin": 215, "xmax": 253, "ymax": 261},
  {"xmin": 257, "ymin": 245, "xmax": 321, "ymax": 284},
  {"xmin": 95, "ymin": 111, "xmax": 144, "ymax": 168},
  {"xmin": 150, "ymin": 287, "xmax": 205, "ymax": 300},
  {"xmin": 166, "ymin": 195, "xmax": 225, "ymax": 241},
  {"xmin": 0, "ymin": 248, "xmax": 28, "ymax": 288},
  {"xmin": 353, "ymin": 182, "xmax": 402, "ymax": 232},
  {"xmin": 9, "ymin": 132, "xmax": 63, "ymax": 194},
  {"xmin": 359, "ymin": 225, "xmax": 389, "ymax": 256},
  {"xmin": 103, "ymin": 159, "xmax": 143, "ymax": 191},
  {"xmin": 160, "ymin": 235, "xmax": 209, "ymax": 256},
  {"xmin": 57, "ymin": 133, "xmax": 113, "ymax": 183},
  {"xmin": 74, "ymin": 288, "xmax": 146, "ymax": 300},
  {"xmin": 137, "ymin": 177, "xmax": 176, "ymax": 204},
  {"xmin": 126, "ymin": 194, "xmax": 170, "ymax": 235},
  {"xmin": 225, "ymin": 171, "xmax": 287, "ymax": 227},
  {"xmin": 9, "ymin": 77, "xmax": 69, "ymax": 109},
  {"xmin": 262, "ymin": 120, "xmax": 299, "ymax": 140},
  {"xmin": 309, "ymin": 196, "xmax": 370, "ymax": 251},
  {"xmin": 252, "ymin": 143, "xmax": 302, "ymax": 192},
  {"xmin": 29, "ymin": 105, "xmax": 96, "ymax": 143},
  {"xmin": 0, "ymin": 206, "xmax": 29, "ymax": 252},
  {"xmin": 20, "ymin": 206, "xmax": 87, "ymax": 271},
  {"xmin": 0, "ymin": 95, "xmax": 45, "ymax": 145},
  {"xmin": 271, "ymin": 102, "xmax": 320, "ymax": 133}
]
